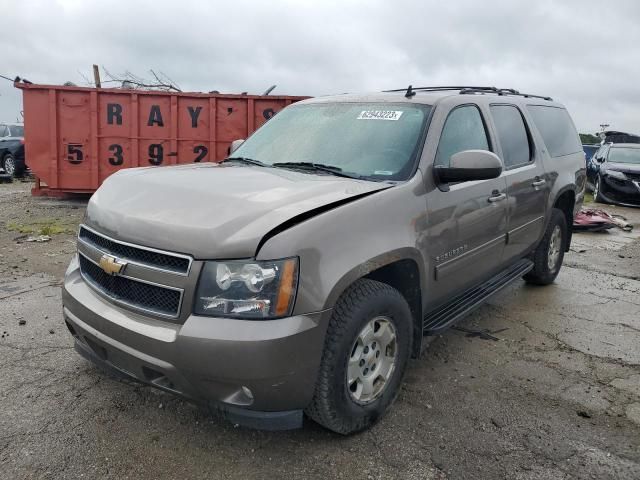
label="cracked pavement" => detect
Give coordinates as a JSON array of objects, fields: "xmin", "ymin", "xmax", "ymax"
[{"xmin": 1, "ymin": 181, "xmax": 639, "ymax": 479}]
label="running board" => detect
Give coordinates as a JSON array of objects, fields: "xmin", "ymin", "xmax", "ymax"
[{"xmin": 423, "ymin": 259, "xmax": 533, "ymax": 335}]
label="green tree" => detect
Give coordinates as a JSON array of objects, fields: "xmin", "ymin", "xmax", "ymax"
[{"xmin": 579, "ymin": 133, "xmax": 600, "ymax": 144}]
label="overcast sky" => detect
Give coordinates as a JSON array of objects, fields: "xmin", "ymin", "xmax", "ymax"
[{"xmin": 1, "ymin": 0, "xmax": 639, "ymax": 134}]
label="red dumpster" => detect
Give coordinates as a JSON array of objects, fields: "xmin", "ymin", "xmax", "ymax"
[{"xmin": 15, "ymin": 82, "xmax": 308, "ymax": 195}]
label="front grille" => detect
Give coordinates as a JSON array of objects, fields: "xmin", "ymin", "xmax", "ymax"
[
  {"xmin": 79, "ymin": 226, "xmax": 190, "ymax": 274},
  {"xmin": 79, "ymin": 255, "xmax": 181, "ymax": 317}
]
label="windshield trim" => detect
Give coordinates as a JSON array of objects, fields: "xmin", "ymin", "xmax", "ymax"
[{"xmin": 230, "ymin": 101, "xmax": 434, "ymax": 183}]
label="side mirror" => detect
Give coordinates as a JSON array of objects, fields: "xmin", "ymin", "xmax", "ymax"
[
  {"xmin": 595, "ymin": 156, "xmax": 605, "ymax": 163},
  {"xmin": 434, "ymin": 150, "xmax": 502, "ymax": 184},
  {"xmin": 229, "ymin": 139, "xmax": 245, "ymax": 154}
]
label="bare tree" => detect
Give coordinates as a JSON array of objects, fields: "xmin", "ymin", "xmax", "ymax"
[{"xmin": 82, "ymin": 66, "xmax": 182, "ymax": 92}]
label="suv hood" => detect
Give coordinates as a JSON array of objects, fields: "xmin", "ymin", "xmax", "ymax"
[{"xmin": 85, "ymin": 163, "xmax": 389, "ymax": 259}]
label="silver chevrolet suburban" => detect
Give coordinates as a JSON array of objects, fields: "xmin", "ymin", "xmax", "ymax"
[{"xmin": 62, "ymin": 86, "xmax": 586, "ymax": 434}]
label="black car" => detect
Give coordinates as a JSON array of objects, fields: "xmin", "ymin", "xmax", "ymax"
[
  {"xmin": 0, "ymin": 123, "xmax": 26, "ymax": 177},
  {"xmin": 601, "ymin": 130, "xmax": 640, "ymax": 144},
  {"xmin": 591, "ymin": 143, "xmax": 640, "ymax": 207}
]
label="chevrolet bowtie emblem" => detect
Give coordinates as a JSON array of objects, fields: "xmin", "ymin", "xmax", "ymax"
[{"xmin": 99, "ymin": 254, "xmax": 127, "ymax": 276}]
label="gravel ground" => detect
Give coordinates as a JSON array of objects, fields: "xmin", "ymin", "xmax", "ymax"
[{"xmin": 1, "ymin": 180, "xmax": 639, "ymax": 479}]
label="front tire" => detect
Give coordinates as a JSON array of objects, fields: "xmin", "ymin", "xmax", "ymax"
[
  {"xmin": 305, "ymin": 279, "xmax": 413, "ymax": 434},
  {"xmin": 524, "ymin": 208, "xmax": 568, "ymax": 285},
  {"xmin": 2, "ymin": 154, "xmax": 24, "ymax": 178}
]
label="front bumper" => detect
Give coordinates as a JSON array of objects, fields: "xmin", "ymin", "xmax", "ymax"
[
  {"xmin": 62, "ymin": 255, "xmax": 331, "ymax": 430},
  {"xmin": 600, "ymin": 175, "xmax": 640, "ymax": 207}
]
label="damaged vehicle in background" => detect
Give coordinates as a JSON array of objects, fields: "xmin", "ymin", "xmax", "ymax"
[
  {"xmin": 591, "ymin": 143, "xmax": 640, "ymax": 207},
  {"xmin": 62, "ymin": 86, "xmax": 585, "ymax": 434},
  {"xmin": 0, "ymin": 123, "xmax": 27, "ymax": 177}
]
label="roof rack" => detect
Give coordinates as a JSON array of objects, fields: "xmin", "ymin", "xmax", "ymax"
[{"xmin": 383, "ymin": 86, "xmax": 552, "ymax": 101}]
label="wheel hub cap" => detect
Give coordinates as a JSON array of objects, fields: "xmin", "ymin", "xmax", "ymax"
[
  {"xmin": 4, "ymin": 158, "xmax": 15, "ymax": 175},
  {"xmin": 548, "ymin": 225, "xmax": 562, "ymax": 271},
  {"xmin": 347, "ymin": 316, "xmax": 397, "ymax": 404}
]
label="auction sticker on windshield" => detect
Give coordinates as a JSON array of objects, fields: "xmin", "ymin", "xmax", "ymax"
[{"xmin": 357, "ymin": 110, "xmax": 403, "ymax": 121}]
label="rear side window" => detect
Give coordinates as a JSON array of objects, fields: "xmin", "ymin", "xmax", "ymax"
[
  {"xmin": 435, "ymin": 105, "xmax": 489, "ymax": 167},
  {"xmin": 527, "ymin": 106, "xmax": 581, "ymax": 157},
  {"xmin": 490, "ymin": 105, "xmax": 531, "ymax": 168},
  {"xmin": 0, "ymin": 126, "xmax": 7, "ymax": 137}
]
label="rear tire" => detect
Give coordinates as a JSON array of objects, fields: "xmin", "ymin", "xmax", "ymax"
[
  {"xmin": 305, "ymin": 279, "xmax": 413, "ymax": 435},
  {"xmin": 524, "ymin": 208, "xmax": 567, "ymax": 285}
]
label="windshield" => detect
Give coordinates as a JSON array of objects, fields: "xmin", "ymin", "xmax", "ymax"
[
  {"xmin": 231, "ymin": 103, "xmax": 430, "ymax": 181},
  {"xmin": 608, "ymin": 147, "xmax": 640, "ymax": 165},
  {"xmin": 9, "ymin": 125, "xmax": 24, "ymax": 136}
]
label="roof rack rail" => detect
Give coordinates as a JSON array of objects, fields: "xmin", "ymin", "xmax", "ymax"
[{"xmin": 383, "ymin": 85, "xmax": 552, "ymax": 101}]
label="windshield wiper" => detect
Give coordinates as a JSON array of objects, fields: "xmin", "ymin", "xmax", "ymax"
[
  {"xmin": 222, "ymin": 156, "xmax": 268, "ymax": 167},
  {"xmin": 272, "ymin": 162, "xmax": 365, "ymax": 180}
]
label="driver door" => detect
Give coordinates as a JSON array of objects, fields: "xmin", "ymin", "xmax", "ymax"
[{"xmin": 425, "ymin": 104, "xmax": 508, "ymax": 305}]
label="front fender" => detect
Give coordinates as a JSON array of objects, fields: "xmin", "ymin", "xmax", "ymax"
[
  {"xmin": 322, "ymin": 248, "xmax": 426, "ymax": 311},
  {"xmin": 256, "ymin": 174, "xmax": 428, "ymax": 316}
]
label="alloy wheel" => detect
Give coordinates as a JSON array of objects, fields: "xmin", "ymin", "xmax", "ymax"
[
  {"xmin": 547, "ymin": 225, "xmax": 562, "ymax": 272},
  {"xmin": 347, "ymin": 316, "xmax": 397, "ymax": 404},
  {"xmin": 4, "ymin": 156, "xmax": 15, "ymax": 176}
]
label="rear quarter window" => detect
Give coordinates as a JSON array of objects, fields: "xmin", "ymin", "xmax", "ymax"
[{"xmin": 527, "ymin": 105, "xmax": 581, "ymax": 158}]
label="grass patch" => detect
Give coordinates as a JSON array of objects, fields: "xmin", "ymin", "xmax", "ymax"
[
  {"xmin": 584, "ymin": 192, "xmax": 593, "ymax": 204},
  {"xmin": 6, "ymin": 219, "xmax": 76, "ymax": 236}
]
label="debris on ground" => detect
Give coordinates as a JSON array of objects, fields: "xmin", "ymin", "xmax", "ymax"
[
  {"xmin": 491, "ymin": 417, "xmax": 506, "ymax": 428},
  {"xmin": 26, "ymin": 235, "xmax": 52, "ymax": 243},
  {"xmin": 451, "ymin": 326, "xmax": 508, "ymax": 341},
  {"xmin": 573, "ymin": 208, "xmax": 634, "ymax": 232}
]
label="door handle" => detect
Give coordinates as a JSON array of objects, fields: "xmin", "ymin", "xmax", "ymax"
[
  {"xmin": 532, "ymin": 178, "xmax": 546, "ymax": 187},
  {"xmin": 488, "ymin": 192, "xmax": 507, "ymax": 203}
]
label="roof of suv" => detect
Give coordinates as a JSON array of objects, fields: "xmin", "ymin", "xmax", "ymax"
[{"xmin": 299, "ymin": 86, "xmax": 562, "ymax": 108}]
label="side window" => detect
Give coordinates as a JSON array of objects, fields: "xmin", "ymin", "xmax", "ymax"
[
  {"xmin": 0, "ymin": 126, "xmax": 7, "ymax": 137},
  {"xmin": 435, "ymin": 105, "xmax": 489, "ymax": 167},
  {"xmin": 490, "ymin": 105, "xmax": 531, "ymax": 168},
  {"xmin": 526, "ymin": 105, "xmax": 582, "ymax": 157}
]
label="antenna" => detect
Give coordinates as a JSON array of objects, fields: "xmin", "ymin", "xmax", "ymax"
[{"xmin": 405, "ymin": 85, "xmax": 416, "ymax": 98}]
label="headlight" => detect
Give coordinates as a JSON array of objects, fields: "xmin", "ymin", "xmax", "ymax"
[
  {"xmin": 194, "ymin": 258, "xmax": 298, "ymax": 319},
  {"xmin": 605, "ymin": 170, "xmax": 627, "ymax": 180}
]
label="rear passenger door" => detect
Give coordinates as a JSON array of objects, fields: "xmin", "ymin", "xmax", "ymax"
[{"xmin": 489, "ymin": 104, "xmax": 547, "ymax": 262}]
